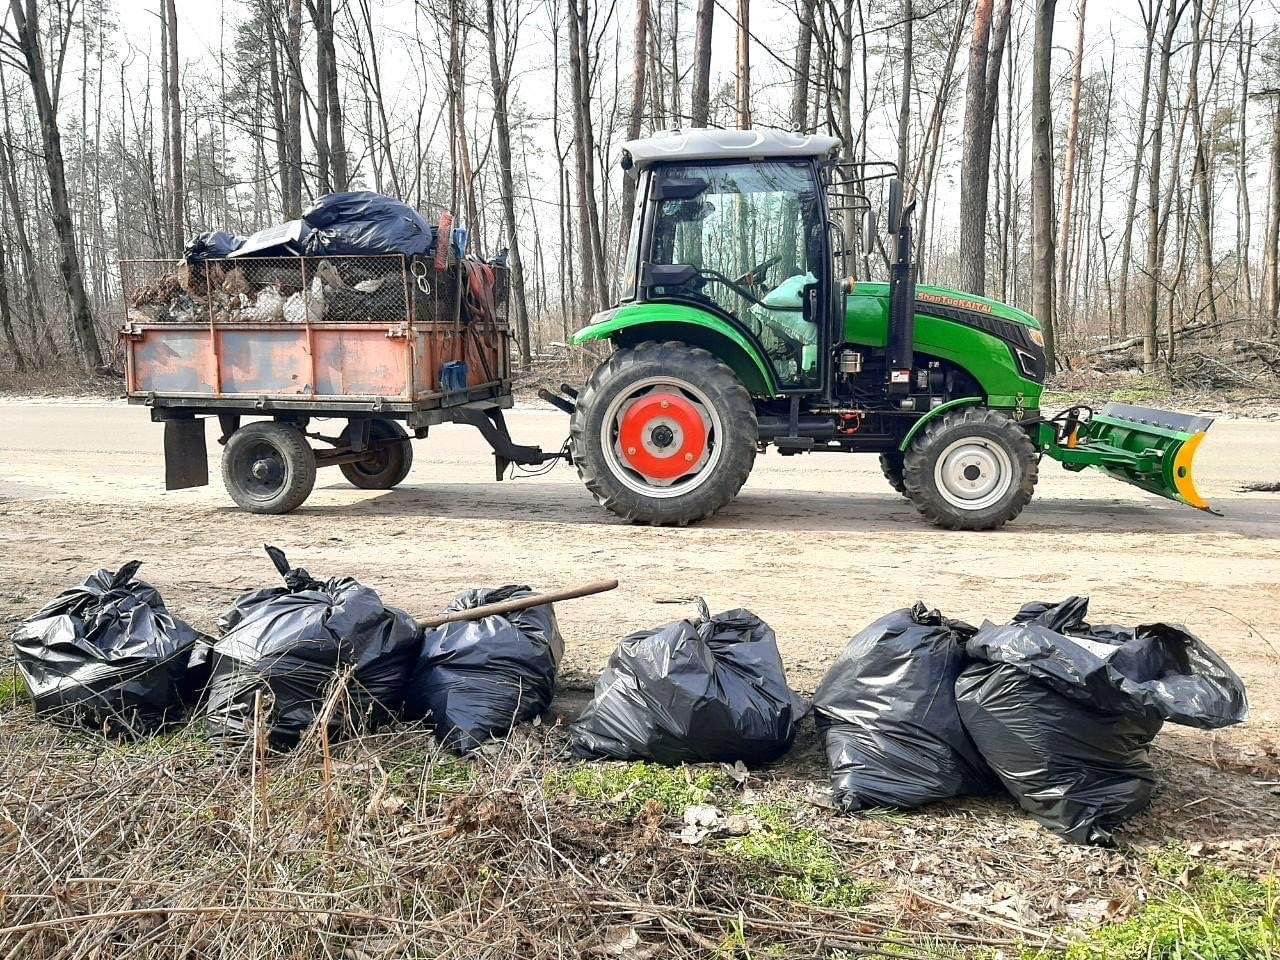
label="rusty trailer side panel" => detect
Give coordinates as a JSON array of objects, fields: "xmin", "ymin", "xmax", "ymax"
[{"xmin": 121, "ymin": 254, "xmax": 509, "ymax": 408}]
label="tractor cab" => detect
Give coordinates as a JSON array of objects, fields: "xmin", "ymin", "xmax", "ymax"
[{"xmin": 619, "ymin": 130, "xmax": 842, "ymax": 394}]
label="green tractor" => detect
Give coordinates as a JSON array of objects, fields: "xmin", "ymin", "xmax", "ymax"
[{"xmin": 545, "ymin": 130, "xmax": 1212, "ymax": 530}]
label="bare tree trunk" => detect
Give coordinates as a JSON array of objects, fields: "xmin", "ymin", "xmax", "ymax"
[
  {"xmin": 690, "ymin": 0, "xmax": 713, "ymax": 126},
  {"xmin": 957, "ymin": 0, "xmax": 1013, "ymax": 296},
  {"xmin": 895, "ymin": 0, "xmax": 911, "ymax": 177},
  {"xmin": 1117, "ymin": 2, "xmax": 1158, "ymax": 336},
  {"xmin": 1237, "ymin": 15, "xmax": 1253, "ymax": 307},
  {"xmin": 0, "ymin": 235, "xmax": 25, "ymax": 372},
  {"xmin": 1263, "ymin": 99, "xmax": 1280, "ymax": 331},
  {"xmin": 618, "ymin": 0, "xmax": 649, "ymax": 260},
  {"xmin": 792, "ymin": 0, "xmax": 814, "ymax": 133},
  {"xmin": 284, "ymin": 0, "xmax": 304, "ymax": 215},
  {"xmin": 164, "ymin": 0, "xmax": 184, "ymax": 253},
  {"xmin": 1054, "ymin": 0, "xmax": 1087, "ymax": 332},
  {"xmin": 1144, "ymin": 0, "xmax": 1184, "ymax": 372},
  {"xmin": 1030, "ymin": 0, "xmax": 1057, "ymax": 372},
  {"xmin": 309, "ymin": 0, "xmax": 332, "ymax": 193},
  {"xmin": 8, "ymin": 0, "xmax": 102, "ymax": 369},
  {"xmin": 735, "ymin": 0, "xmax": 750, "ymax": 127},
  {"xmin": 1186, "ymin": 0, "xmax": 1216, "ymax": 336},
  {"xmin": 486, "ymin": 0, "xmax": 532, "ymax": 367},
  {"xmin": 568, "ymin": 0, "xmax": 599, "ymax": 312}
]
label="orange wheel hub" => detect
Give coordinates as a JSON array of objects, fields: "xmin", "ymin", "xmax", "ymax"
[{"xmin": 616, "ymin": 392, "xmax": 708, "ymax": 482}]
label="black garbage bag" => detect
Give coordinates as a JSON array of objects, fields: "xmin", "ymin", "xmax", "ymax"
[
  {"xmin": 302, "ymin": 191, "xmax": 442, "ymax": 258},
  {"xmin": 812, "ymin": 603, "xmax": 998, "ymax": 811},
  {"xmin": 956, "ymin": 597, "xmax": 1249, "ymax": 845},
  {"xmin": 11, "ymin": 561, "xmax": 208, "ymax": 734},
  {"xmin": 184, "ymin": 230, "xmax": 245, "ymax": 261},
  {"xmin": 405, "ymin": 585, "xmax": 563, "ymax": 753},
  {"xmin": 201, "ymin": 546, "xmax": 420, "ymax": 749},
  {"xmin": 569, "ymin": 601, "xmax": 806, "ymax": 765}
]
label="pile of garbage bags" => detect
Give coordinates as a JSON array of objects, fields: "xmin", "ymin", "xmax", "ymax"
[
  {"xmin": 813, "ymin": 596, "xmax": 1248, "ymax": 845},
  {"xmin": 8, "ymin": 548, "xmax": 568, "ymax": 755},
  {"xmin": 406, "ymin": 586, "xmax": 563, "ymax": 753},
  {"xmin": 6, "ymin": 560, "xmax": 1253, "ymax": 846},
  {"xmin": 956, "ymin": 597, "xmax": 1249, "ymax": 845},
  {"xmin": 11, "ymin": 561, "xmax": 208, "ymax": 734},
  {"xmin": 569, "ymin": 600, "xmax": 806, "ymax": 765}
]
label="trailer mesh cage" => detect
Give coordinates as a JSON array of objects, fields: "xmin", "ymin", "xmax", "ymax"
[
  {"xmin": 119, "ymin": 254, "xmax": 511, "ymax": 405},
  {"xmin": 120, "ymin": 254, "xmax": 507, "ymax": 329}
]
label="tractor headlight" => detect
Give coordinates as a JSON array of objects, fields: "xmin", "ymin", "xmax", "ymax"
[{"xmin": 1027, "ymin": 328, "xmax": 1045, "ymax": 348}]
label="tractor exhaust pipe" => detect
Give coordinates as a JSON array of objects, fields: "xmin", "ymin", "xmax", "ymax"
[{"xmin": 885, "ymin": 178, "xmax": 917, "ymax": 391}]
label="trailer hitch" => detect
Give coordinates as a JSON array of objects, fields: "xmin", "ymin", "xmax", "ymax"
[{"xmin": 448, "ymin": 405, "xmax": 570, "ymax": 480}]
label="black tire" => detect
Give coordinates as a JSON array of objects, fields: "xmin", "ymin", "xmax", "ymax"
[
  {"xmin": 902, "ymin": 407, "xmax": 1038, "ymax": 531},
  {"xmin": 879, "ymin": 451, "xmax": 907, "ymax": 497},
  {"xmin": 570, "ymin": 340, "xmax": 757, "ymax": 525},
  {"xmin": 338, "ymin": 419, "xmax": 413, "ymax": 489},
  {"xmin": 221, "ymin": 421, "xmax": 317, "ymax": 514}
]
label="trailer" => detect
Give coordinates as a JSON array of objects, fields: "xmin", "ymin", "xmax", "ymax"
[{"xmin": 120, "ymin": 251, "xmax": 561, "ymax": 513}]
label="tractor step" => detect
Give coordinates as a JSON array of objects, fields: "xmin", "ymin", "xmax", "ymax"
[{"xmin": 1041, "ymin": 402, "xmax": 1215, "ymax": 512}]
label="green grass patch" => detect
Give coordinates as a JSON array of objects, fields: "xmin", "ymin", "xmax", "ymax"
[
  {"xmin": 724, "ymin": 803, "xmax": 875, "ymax": 909},
  {"xmin": 1054, "ymin": 846, "xmax": 1278, "ymax": 960},
  {"xmin": 383, "ymin": 745, "xmax": 474, "ymax": 791},
  {"xmin": 0, "ymin": 671, "xmax": 24, "ymax": 709},
  {"xmin": 545, "ymin": 761, "xmax": 722, "ymax": 818}
]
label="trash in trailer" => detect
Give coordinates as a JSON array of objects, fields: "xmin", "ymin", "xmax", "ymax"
[
  {"xmin": 812, "ymin": 603, "xmax": 998, "ymax": 812},
  {"xmin": 11, "ymin": 561, "xmax": 209, "ymax": 735},
  {"xmin": 955, "ymin": 596, "xmax": 1249, "ymax": 846},
  {"xmin": 569, "ymin": 600, "xmax": 807, "ymax": 765},
  {"xmin": 199, "ymin": 546, "xmax": 420, "ymax": 749},
  {"xmin": 405, "ymin": 585, "xmax": 564, "ymax": 754}
]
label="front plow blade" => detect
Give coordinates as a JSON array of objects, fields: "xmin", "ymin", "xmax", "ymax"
[{"xmin": 1044, "ymin": 402, "xmax": 1215, "ymax": 512}]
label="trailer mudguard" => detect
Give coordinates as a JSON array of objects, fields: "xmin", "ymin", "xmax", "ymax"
[
  {"xmin": 572, "ymin": 303, "xmax": 779, "ymax": 397},
  {"xmin": 162, "ymin": 416, "xmax": 209, "ymax": 490}
]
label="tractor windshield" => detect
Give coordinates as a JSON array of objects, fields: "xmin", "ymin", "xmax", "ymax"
[{"xmin": 646, "ymin": 161, "xmax": 824, "ymax": 388}]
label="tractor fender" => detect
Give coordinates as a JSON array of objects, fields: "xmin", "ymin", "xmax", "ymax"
[
  {"xmin": 897, "ymin": 396, "xmax": 984, "ymax": 452},
  {"xmin": 571, "ymin": 304, "xmax": 778, "ymax": 397}
]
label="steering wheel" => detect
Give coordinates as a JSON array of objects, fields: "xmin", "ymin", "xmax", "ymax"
[{"xmin": 734, "ymin": 255, "xmax": 783, "ymax": 289}]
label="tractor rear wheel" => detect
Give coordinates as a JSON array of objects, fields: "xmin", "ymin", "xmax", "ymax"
[
  {"xmin": 879, "ymin": 452, "xmax": 907, "ymax": 497},
  {"xmin": 570, "ymin": 340, "xmax": 757, "ymax": 525},
  {"xmin": 902, "ymin": 407, "xmax": 1038, "ymax": 530},
  {"xmin": 338, "ymin": 419, "xmax": 414, "ymax": 490}
]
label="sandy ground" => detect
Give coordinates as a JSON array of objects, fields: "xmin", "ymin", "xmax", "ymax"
[{"xmin": 1, "ymin": 398, "xmax": 1278, "ymax": 733}]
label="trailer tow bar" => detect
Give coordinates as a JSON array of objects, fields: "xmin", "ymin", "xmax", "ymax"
[{"xmin": 449, "ymin": 405, "xmax": 570, "ymax": 480}]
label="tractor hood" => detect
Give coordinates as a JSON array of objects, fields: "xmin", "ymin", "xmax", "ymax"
[{"xmin": 853, "ymin": 281, "xmax": 1041, "ymax": 331}]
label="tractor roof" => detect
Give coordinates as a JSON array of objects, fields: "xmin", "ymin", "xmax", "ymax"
[{"xmin": 620, "ymin": 129, "xmax": 841, "ymax": 170}]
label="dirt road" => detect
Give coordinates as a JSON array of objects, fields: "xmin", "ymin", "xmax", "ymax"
[{"xmin": 2, "ymin": 399, "xmax": 1278, "ymax": 735}]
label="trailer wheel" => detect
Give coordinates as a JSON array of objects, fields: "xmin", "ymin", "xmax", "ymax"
[
  {"xmin": 338, "ymin": 419, "xmax": 414, "ymax": 490},
  {"xmin": 902, "ymin": 407, "xmax": 1038, "ymax": 531},
  {"xmin": 879, "ymin": 452, "xmax": 907, "ymax": 497},
  {"xmin": 221, "ymin": 421, "xmax": 316, "ymax": 514},
  {"xmin": 571, "ymin": 340, "xmax": 757, "ymax": 525}
]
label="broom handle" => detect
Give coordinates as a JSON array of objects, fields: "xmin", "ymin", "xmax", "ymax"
[{"xmin": 416, "ymin": 579, "xmax": 619, "ymax": 629}]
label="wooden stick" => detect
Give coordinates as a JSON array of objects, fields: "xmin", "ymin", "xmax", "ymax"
[{"xmin": 416, "ymin": 579, "xmax": 618, "ymax": 629}]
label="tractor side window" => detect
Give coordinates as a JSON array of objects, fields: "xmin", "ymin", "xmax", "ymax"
[{"xmin": 647, "ymin": 161, "xmax": 822, "ymax": 388}]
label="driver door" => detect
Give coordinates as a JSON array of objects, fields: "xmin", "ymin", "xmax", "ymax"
[{"xmin": 646, "ymin": 161, "xmax": 825, "ymax": 390}]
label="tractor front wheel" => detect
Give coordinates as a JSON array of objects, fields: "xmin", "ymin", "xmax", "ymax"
[
  {"xmin": 570, "ymin": 341, "xmax": 757, "ymax": 525},
  {"xmin": 879, "ymin": 452, "xmax": 907, "ymax": 497},
  {"xmin": 902, "ymin": 407, "xmax": 1038, "ymax": 530}
]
